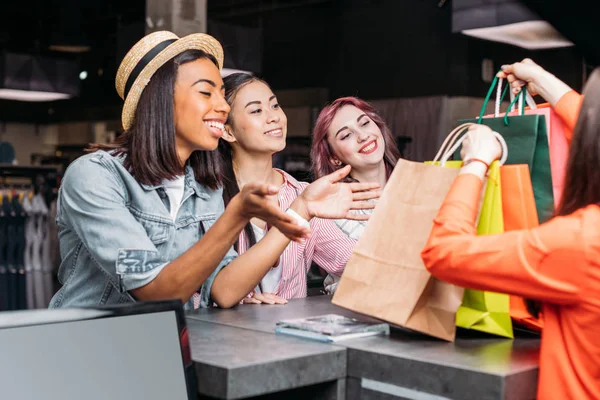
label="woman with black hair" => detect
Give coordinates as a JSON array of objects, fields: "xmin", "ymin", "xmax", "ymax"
[
  {"xmin": 421, "ymin": 59, "xmax": 599, "ymax": 399},
  {"xmin": 216, "ymin": 73, "xmax": 365, "ymax": 303},
  {"xmin": 50, "ymin": 31, "xmax": 378, "ymax": 310}
]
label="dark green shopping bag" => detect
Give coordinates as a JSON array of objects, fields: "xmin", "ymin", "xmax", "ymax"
[{"xmin": 456, "ymin": 78, "xmax": 554, "ymax": 223}]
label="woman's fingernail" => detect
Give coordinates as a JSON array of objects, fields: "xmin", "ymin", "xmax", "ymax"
[{"xmin": 501, "ymin": 65, "xmax": 508, "ymax": 70}]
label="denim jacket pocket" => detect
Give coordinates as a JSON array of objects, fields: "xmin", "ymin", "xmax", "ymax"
[
  {"xmin": 129, "ymin": 205, "xmax": 171, "ymax": 245},
  {"xmin": 198, "ymin": 213, "xmax": 217, "ymax": 234},
  {"xmin": 116, "ymin": 248, "xmax": 168, "ymax": 292}
]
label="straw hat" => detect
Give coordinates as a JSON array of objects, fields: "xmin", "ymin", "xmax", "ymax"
[{"xmin": 115, "ymin": 31, "xmax": 224, "ymax": 130}]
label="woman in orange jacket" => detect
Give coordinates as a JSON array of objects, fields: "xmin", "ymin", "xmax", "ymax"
[{"xmin": 421, "ymin": 59, "xmax": 599, "ymax": 400}]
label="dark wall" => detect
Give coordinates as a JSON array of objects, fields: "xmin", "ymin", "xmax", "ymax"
[
  {"xmin": 326, "ymin": 0, "xmax": 583, "ymax": 100},
  {"xmin": 329, "ymin": 0, "xmax": 454, "ymax": 99},
  {"xmin": 0, "ymin": 0, "xmax": 588, "ymax": 123},
  {"xmin": 455, "ymin": 36, "xmax": 583, "ymax": 100},
  {"xmin": 256, "ymin": 0, "xmax": 583, "ymax": 100},
  {"xmin": 257, "ymin": 2, "xmax": 338, "ymax": 90}
]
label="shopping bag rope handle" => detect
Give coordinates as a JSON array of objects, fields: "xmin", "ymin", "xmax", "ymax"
[
  {"xmin": 479, "ymin": 72, "xmax": 537, "ymax": 125},
  {"xmin": 440, "ymin": 130, "xmax": 508, "ymax": 167},
  {"xmin": 433, "ymin": 122, "xmax": 474, "ymax": 162}
]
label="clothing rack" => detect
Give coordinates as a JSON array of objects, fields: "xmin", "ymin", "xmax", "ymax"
[
  {"xmin": 0, "ymin": 165, "xmax": 60, "ymax": 311},
  {"xmin": 0, "ymin": 165, "xmax": 59, "ymax": 204}
]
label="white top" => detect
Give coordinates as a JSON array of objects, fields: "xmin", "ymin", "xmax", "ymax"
[
  {"xmin": 162, "ymin": 176, "xmax": 185, "ymax": 221},
  {"xmin": 251, "ymin": 223, "xmax": 282, "ymax": 294}
]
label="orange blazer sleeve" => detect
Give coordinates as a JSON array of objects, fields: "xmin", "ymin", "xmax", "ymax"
[
  {"xmin": 531, "ymin": 90, "xmax": 582, "ymax": 143},
  {"xmin": 537, "ymin": 90, "xmax": 583, "ymax": 143},
  {"xmin": 421, "ymin": 174, "xmax": 589, "ymax": 305},
  {"xmin": 554, "ymin": 90, "xmax": 583, "ymax": 143}
]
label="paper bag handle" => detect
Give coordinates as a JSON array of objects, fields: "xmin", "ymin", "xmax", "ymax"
[
  {"xmin": 479, "ymin": 74, "xmax": 537, "ymax": 124},
  {"xmin": 440, "ymin": 130, "xmax": 508, "ymax": 167},
  {"xmin": 432, "ymin": 123, "xmax": 474, "ymax": 163}
]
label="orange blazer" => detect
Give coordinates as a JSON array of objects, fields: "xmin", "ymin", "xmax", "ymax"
[{"xmin": 422, "ymin": 91, "xmax": 600, "ymax": 400}]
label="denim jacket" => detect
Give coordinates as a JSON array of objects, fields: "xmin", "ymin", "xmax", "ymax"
[{"xmin": 49, "ymin": 150, "xmax": 237, "ymax": 310}]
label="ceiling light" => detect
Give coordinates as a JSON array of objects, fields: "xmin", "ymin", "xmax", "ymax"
[
  {"xmin": 49, "ymin": 44, "xmax": 91, "ymax": 54},
  {"xmin": 0, "ymin": 89, "xmax": 71, "ymax": 102},
  {"xmin": 0, "ymin": 53, "xmax": 79, "ymax": 102},
  {"xmin": 452, "ymin": 0, "xmax": 573, "ymax": 50},
  {"xmin": 461, "ymin": 20, "xmax": 573, "ymax": 50}
]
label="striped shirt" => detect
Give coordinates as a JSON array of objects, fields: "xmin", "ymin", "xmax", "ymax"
[
  {"xmin": 323, "ymin": 209, "xmax": 374, "ymax": 294},
  {"xmin": 236, "ymin": 169, "xmax": 356, "ymax": 299}
]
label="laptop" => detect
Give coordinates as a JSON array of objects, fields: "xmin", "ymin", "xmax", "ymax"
[{"xmin": 0, "ymin": 300, "xmax": 195, "ymax": 400}]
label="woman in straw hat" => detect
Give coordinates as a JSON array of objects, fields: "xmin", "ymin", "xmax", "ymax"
[
  {"xmin": 422, "ymin": 59, "xmax": 599, "ymax": 399},
  {"xmin": 49, "ymin": 31, "xmax": 379, "ymax": 309}
]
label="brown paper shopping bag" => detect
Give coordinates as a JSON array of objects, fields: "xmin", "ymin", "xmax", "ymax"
[{"xmin": 332, "ymin": 124, "xmax": 471, "ymax": 341}]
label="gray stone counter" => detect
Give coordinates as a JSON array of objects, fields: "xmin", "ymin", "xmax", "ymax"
[
  {"xmin": 186, "ymin": 294, "xmax": 381, "ymax": 334},
  {"xmin": 187, "ymin": 318, "xmax": 346, "ymax": 399},
  {"xmin": 344, "ymin": 334, "xmax": 539, "ymax": 400},
  {"xmin": 187, "ymin": 295, "xmax": 540, "ymax": 399}
]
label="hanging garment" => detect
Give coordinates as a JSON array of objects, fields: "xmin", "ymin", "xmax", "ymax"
[
  {"xmin": 31, "ymin": 194, "xmax": 49, "ymax": 309},
  {"xmin": 41, "ymin": 198, "xmax": 53, "ymax": 307},
  {"xmin": 11, "ymin": 195, "xmax": 27, "ymax": 310},
  {"xmin": 4, "ymin": 193, "xmax": 18, "ymax": 310},
  {"xmin": 22, "ymin": 195, "xmax": 36, "ymax": 310},
  {"xmin": 46, "ymin": 199, "xmax": 59, "ymax": 304},
  {"xmin": 0, "ymin": 196, "xmax": 8, "ymax": 311}
]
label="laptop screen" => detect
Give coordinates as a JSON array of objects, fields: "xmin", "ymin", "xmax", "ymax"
[{"xmin": 0, "ymin": 302, "xmax": 190, "ymax": 400}]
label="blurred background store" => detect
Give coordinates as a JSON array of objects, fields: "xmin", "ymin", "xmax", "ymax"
[{"xmin": 0, "ymin": 0, "xmax": 596, "ymax": 306}]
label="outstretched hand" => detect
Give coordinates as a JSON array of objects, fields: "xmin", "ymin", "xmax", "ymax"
[
  {"xmin": 235, "ymin": 182, "xmax": 310, "ymax": 243},
  {"xmin": 291, "ymin": 165, "xmax": 381, "ymax": 221}
]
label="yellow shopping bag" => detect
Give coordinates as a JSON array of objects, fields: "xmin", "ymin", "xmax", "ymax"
[{"xmin": 455, "ymin": 161, "xmax": 514, "ymax": 338}]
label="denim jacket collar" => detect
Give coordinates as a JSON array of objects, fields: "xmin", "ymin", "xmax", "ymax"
[{"xmin": 139, "ymin": 164, "xmax": 210, "ymax": 200}]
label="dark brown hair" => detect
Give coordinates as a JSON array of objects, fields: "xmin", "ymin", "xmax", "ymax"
[
  {"xmin": 526, "ymin": 67, "xmax": 600, "ymax": 318},
  {"xmin": 556, "ymin": 69, "xmax": 600, "ymax": 216},
  {"xmin": 89, "ymin": 50, "xmax": 222, "ymax": 189},
  {"xmin": 218, "ymin": 72, "xmax": 269, "ymax": 252}
]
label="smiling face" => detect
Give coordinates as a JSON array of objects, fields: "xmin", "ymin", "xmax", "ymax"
[
  {"xmin": 224, "ymin": 80, "xmax": 288, "ymax": 155},
  {"xmin": 326, "ymin": 104, "xmax": 386, "ymax": 171},
  {"xmin": 173, "ymin": 57, "xmax": 230, "ymax": 159}
]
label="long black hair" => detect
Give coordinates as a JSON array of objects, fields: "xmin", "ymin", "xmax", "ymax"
[
  {"xmin": 219, "ymin": 73, "xmax": 270, "ymax": 252},
  {"xmin": 526, "ymin": 67, "xmax": 600, "ymax": 318},
  {"xmin": 90, "ymin": 50, "xmax": 223, "ymax": 189}
]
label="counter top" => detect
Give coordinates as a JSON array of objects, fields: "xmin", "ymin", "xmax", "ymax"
[{"xmin": 187, "ymin": 295, "xmax": 540, "ymax": 399}]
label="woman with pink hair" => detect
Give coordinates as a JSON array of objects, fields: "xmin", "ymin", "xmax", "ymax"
[{"xmin": 311, "ymin": 97, "xmax": 402, "ymax": 292}]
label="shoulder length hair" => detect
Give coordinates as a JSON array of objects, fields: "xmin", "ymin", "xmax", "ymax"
[
  {"xmin": 557, "ymin": 68, "xmax": 600, "ymax": 216},
  {"xmin": 217, "ymin": 72, "xmax": 270, "ymax": 251},
  {"xmin": 89, "ymin": 50, "xmax": 222, "ymax": 189}
]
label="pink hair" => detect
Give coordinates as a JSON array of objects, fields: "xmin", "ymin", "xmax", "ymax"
[{"xmin": 311, "ymin": 96, "xmax": 401, "ymax": 181}]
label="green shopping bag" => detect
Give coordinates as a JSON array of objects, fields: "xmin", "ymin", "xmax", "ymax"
[
  {"xmin": 457, "ymin": 77, "xmax": 554, "ymax": 223},
  {"xmin": 455, "ymin": 161, "xmax": 514, "ymax": 338}
]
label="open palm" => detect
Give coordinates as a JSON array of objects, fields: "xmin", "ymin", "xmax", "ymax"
[{"xmin": 302, "ymin": 165, "xmax": 380, "ymax": 221}]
